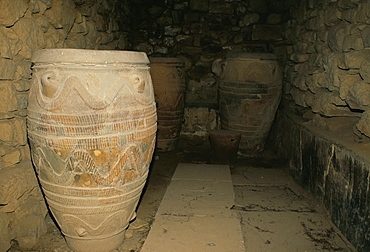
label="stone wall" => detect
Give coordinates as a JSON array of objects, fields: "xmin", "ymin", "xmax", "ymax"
[
  {"xmin": 270, "ymin": 106, "xmax": 370, "ymax": 251},
  {"xmin": 272, "ymin": 1, "xmax": 370, "ymax": 250},
  {"xmin": 124, "ymin": 0, "xmax": 292, "ymax": 143},
  {"xmin": 0, "ymin": 0, "xmax": 126, "ymax": 250},
  {"xmin": 284, "ymin": 0, "xmax": 370, "ymax": 138}
]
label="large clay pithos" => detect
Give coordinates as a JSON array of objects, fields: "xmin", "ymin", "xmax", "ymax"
[
  {"xmin": 150, "ymin": 57, "xmax": 185, "ymax": 152},
  {"xmin": 218, "ymin": 53, "xmax": 282, "ymax": 155},
  {"xmin": 27, "ymin": 49, "xmax": 157, "ymax": 252}
]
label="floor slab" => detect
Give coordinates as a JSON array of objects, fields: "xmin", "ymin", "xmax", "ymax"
[
  {"xmin": 231, "ymin": 166, "xmax": 356, "ymax": 252},
  {"xmin": 141, "ymin": 163, "xmax": 245, "ymax": 252}
]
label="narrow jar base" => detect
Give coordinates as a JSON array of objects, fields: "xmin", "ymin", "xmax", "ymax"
[{"xmin": 65, "ymin": 230, "xmax": 126, "ymax": 252}]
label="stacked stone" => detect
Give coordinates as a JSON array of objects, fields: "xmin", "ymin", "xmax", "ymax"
[
  {"xmin": 0, "ymin": 0, "xmax": 125, "ymax": 251},
  {"xmin": 284, "ymin": 0, "xmax": 370, "ymax": 137},
  {"xmin": 128, "ymin": 0, "xmax": 290, "ymax": 143}
]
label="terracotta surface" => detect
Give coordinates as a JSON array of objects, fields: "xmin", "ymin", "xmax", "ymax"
[
  {"xmin": 218, "ymin": 53, "xmax": 282, "ymax": 155},
  {"xmin": 27, "ymin": 49, "xmax": 157, "ymax": 252},
  {"xmin": 150, "ymin": 57, "xmax": 185, "ymax": 152}
]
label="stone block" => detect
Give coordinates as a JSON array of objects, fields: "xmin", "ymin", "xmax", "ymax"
[
  {"xmin": 29, "ymin": 0, "xmax": 41, "ymax": 14},
  {"xmin": 306, "ymin": 11, "xmax": 325, "ymax": 31},
  {"xmin": 156, "ymin": 16, "xmax": 172, "ymax": 27},
  {"xmin": 1, "ymin": 150, "xmax": 21, "ymax": 167},
  {"xmin": 318, "ymin": 29, "xmax": 328, "ymax": 42},
  {"xmin": 324, "ymin": 7, "xmax": 342, "ymax": 26},
  {"xmin": 0, "ymin": 147, "xmax": 5, "ymax": 157},
  {"xmin": 11, "ymin": 213, "xmax": 47, "ymax": 250},
  {"xmin": 360, "ymin": 57, "xmax": 370, "ymax": 83},
  {"xmin": 163, "ymin": 36, "xmax": 174, "ymax": 47},
  {"xmin": 164, "ymin": 25, "xmax": 181, "ymax": 36},
  {"xmin": 342, "ymin": 8, "xmax": 358, "ymax": 24},
  {"xmin": 15, "ymin": 60, "xmax": 32, "ymax": 80},
  {"xmin": 135, "ymin": 42, "xmax": 153, "ymax": 54},
  {"xmin": 344, "ymin": 49, "xmax": 370, "ymax": 68},
  {"xmin": 176, "ymin": 35, "xmax": 193, "ymax": 45},
  {"xmin": 362, "ymin": 26, "xmax": 370, "ymax": 48},
  {"xmin": 312, "ymin": 88, "xmax": 353, "ymax": 117},
  {"xmin": 0, "ymin": 0, "xmax": 28, "ymax": 27},
  {"xmin": 95, "ymin": 14, "xmax": 108, "ymax": 32},
  {"xmin": 242, "ymin": 13, "xmax": 259, "ymax": 26},
  {"xmin": 218, "ymin": 31, "xmax": 231, "ymax": 45},
  {"xmin": 65, "ymin": 33, "xmax": 86, "ymax": 48},
  {"xmin": 12, "ymin": 117, "xmax": 27, "ymax": 146},
  {"xmin": 99, "ymin": 32, "xmax": 114, "ymax": 45},
  {"xmin": 0, "ymin": 165, "xmax": 37, "ymax": 205},
  {"xmin": 290, "ymin": 86, "xmax": 312, "ymax": 107},
  {"xmin": 99, "ymin": 39, "xmax": 118, "ymax": 50},
  {"xmin": 154, "ymin": 45, "xmax": 168, "ymax": 54},
  {"xmin": 310, "ymin": 114, "xmax": 359, "ymax": 133},
  {"xmin": 184, "ymin": 13, "xmax": 200, "ymax": 23},
  {"xmin": 181, "ymin": 46, "xmax": 202, "ymax": 54},
  {"xmin": 0, "ymin": 58, "xmax": 17, "ymax": 80},
  {"xmin": 36, "ymin": 0, "xmax": 51, "ymax": 15},
  {"xmin": 0, "ymin": 121, "xmax": 13, "ymax": 142},
  {"xmin": 356, "ymin": 109, "xmax": 370, "ymax": 137},
  {"xmin": 292, "ymin": 73, "xmax": 309, "ymax": 91},
  {"xmin": 189, "ymin": 0, "xmax": 208, "ymax": 11},
  {"xmin": 118, "ymin": 33, "xmax": 128, "ymax": 50},
  {"xmin": 70, "ymin": 22, "xmax": 86, "ymax": 34},
  {"xmin": 328, "ymin": 24, "xmax": 347, "ymax": 52},
  {"xmin": 44, "ymin": 27, "xmax": 60, "ymax": 48},
  {"xmin": 190, "ymin": 23, "xmax": 202, "ymax": 34},
  {"xmin": 248, "ymin": 0, "xmax": 268, "ymax": 13},
  {"xmin": 209, "ymin": 3, "xmax": 233, "ymax": 14},
  {"xmin": 343, "ymin": 34, "xmax": 364, "ymax": 52},
  {"xmin": 0, "ymin": 81, "xmax": 17, "ymax": 113},
  {"xmin": 83, "ymin": 19, "xmax": 97, "ymax": 40},
  {"xmin": 339, "ymin": 73, "xmax": 362, "ymax": 100},
  {"xmin": 290, "ymin": 53, "xmax": 310, "ymax": 63},
  {"xmin": 44, "ymin": 0, "xmax": 76, "ymax": 32},
  {"xmin": 252, "ymin": 24, "xmax": 283, "ymax": 41},
  {"xmin": 181, "ymin": 107, "xmax": 217, "ymax": 133},
  {"xmin": 174, "ymin": 2, "xmax": 188, "ymax": 10},
  {"xmin": 337, "ymin": 0, "xmax": 359, "ymax": 10},
  {"xmin": 232, "ymin": 33, "xmax": 243, "ymax": 45},
  {"xmin": 310, "ymin": 70, "xmax": 326, "ymax": 92},
  {"xmin": 0, "ymin": 212, "xmax": 11, "ymax": 252},
  {"xmin": 323, "ymin": 53, "xmax": 347, "ymax": 91},
  {"xmin": 13, "ymin": 80, "xmax": 31, "ymax": 92},
  {"xmin": 0, "ymin": 26, "xmax": 21, "ymax": 60},
  {"xmin": 359, "ymin": 0, "xmax": 370, "ymax": 23},
  {"xmin": 346, "ymin": 80, "xmax": 370, "ymax": 110},
  {"xmin": 12, "ymin": 18, "xmax": 40, "ymax": 59},
  {"xmin": 266, "ymin": 13, "xmax": 282, "ymax": 25}
]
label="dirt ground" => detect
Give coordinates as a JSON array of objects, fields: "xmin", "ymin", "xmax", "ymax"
[{"xmin": 9, "ymin": 139, "xmax": 356, "ymax": 252}]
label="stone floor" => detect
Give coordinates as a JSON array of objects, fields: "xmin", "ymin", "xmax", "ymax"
[
  {"xmin": 10, "ymin": 139, "xmax": 357, "ymax": 252},
  {"xmin": 141, "ymin": 163, "xmax": 245, "ymax": 252}
]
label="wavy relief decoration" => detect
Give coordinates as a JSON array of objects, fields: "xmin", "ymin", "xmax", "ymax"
[
  {"xmin": 31, "ymin": 146, "xmax": 75, "ymax": 185},
  {"xmin": 118, "ymin": 69, "xmax": 154, "ymax": 106},
  {"xmin": 62, "ymin": 210, "xmax": 132, "ymax": 238},
  {"xmin": 35, "ymin": 71, "xmax": 115, "ymax": 110},
  {"xmin": 66, "ymin": 143, "xmax": 150, "ymax": 187}
]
